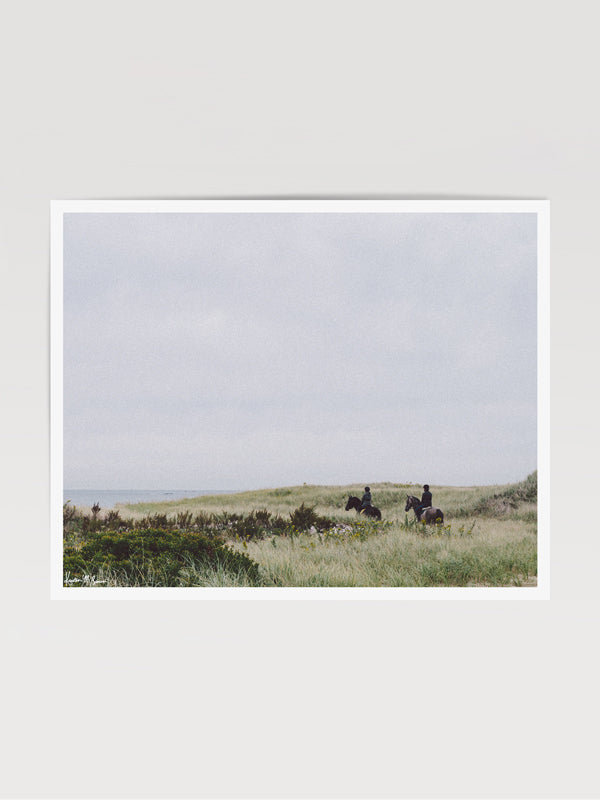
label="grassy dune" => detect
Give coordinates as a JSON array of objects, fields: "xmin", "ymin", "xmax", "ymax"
[
  {"xmin": 117, "ymin": 474, "xmax": 536, "ymax": 524},
  {"xmin": 93, "ymin": 473, "xmax": 537, "ymax": 588}
]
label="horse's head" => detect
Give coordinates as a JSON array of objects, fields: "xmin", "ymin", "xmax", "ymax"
[
  {"xmin": 345, "ymin": 496, "xmax": 357, "ymax": 511},
  {"xmin": 405, "ymin": 495, "xmax": 416, "ymax": 512}
]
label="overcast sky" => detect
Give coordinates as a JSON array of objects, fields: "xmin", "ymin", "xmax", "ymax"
[{"xmin": 63, "ymin": 210, "xmax": 537, "ymax": 490}]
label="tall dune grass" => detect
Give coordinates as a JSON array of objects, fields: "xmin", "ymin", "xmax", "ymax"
[{"xmin": 229, "ymin": 517, "xmax": 536, "ymax": 587}]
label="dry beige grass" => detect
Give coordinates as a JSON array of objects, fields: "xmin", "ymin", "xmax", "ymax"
[{"xmin": 230, "ymin": 516, "xmax": 537, "ymax": 587}]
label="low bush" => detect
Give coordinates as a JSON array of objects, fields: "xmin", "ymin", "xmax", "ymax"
[
  {"xmin": 289, "ymin": 503, "xmax": 334, "ymax": 532},
  {"xmin": 64, "ymin": 527, "xmax": 261, "ymax": 587},
  {"xmin": 138, "ymin": 513, "xmax": 171, "ymax": 529}
]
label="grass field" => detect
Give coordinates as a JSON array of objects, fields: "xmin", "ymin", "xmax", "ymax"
[{"xmin": 64, "ymin": 473, "xmax": 537, "ymax": 588}]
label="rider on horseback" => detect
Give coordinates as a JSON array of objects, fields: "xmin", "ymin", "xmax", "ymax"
[
  {"xmin": 360, "ymin": 486, "xmax": 372, "ymax": 511},
  {"xmin": 416, "ymin": 484, "xmax": 432, "ymax": 517}
]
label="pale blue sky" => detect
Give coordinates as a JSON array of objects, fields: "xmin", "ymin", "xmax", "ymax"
[{"xmin": 63, "ymin": 211, "xmax": 537, "ymax": 489}]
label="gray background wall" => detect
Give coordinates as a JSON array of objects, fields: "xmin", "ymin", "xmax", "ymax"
[{"xmin": 1, "ymin": 1, "xmax": 598, "ymax": 797}]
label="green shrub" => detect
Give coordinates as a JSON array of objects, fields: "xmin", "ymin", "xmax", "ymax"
[
  {"xmin": 105, "ymin": 510, "xmax": 123, "ymax": 530},
  {"xmin": 64, "ymin": 528, "xmax": 261, "ymax": 587},
  {"xmin": 269, "ymin": 513, "xmax": 288, "ymax": 533},
  {"xmin": 254, "ymin": 508, "xmax": 271, "ymax": 526},
  {"xmin": 231, "ymin": 512, "xmax": 264, "ymax": 541},
  {"xmin": 289, "ymin": 503, "xmax": 334, "ymax": 532},
  {"xmin": 138, "ymin": 513, "xmax": 170, "ymax": 529},
  {"xmin": 63, "ymin": 502, "xmax": 78, "ymax": 526},
  {"xmin": 227, "ymin": 509, "xmax": 294, "ymax": 541},
  {"xmin": 194, "ymin": 511, "xmax": 213, "ymax": 528},
  {"xmin": 176, "ymin": 511, "xmax": 194, "ymax": 529}
]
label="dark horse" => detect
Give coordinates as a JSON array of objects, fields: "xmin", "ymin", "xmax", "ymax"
[
  {"xmin": 405, "ymin": 495, "xmax": 444, "ymax": 525},
  {"xmin": 345, "ymin": 496, "xmax": 382, "ymax": 520}
]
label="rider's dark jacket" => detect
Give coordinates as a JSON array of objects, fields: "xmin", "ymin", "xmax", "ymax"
[
  {"xmin": 421, "ymin": 490, "xmax": 432, "ymax": 507},
  {"xmin": 361, "ymin": 491, "xmax": 372, "ymax": 507}
]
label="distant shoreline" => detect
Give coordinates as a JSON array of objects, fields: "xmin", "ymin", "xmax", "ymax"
[{"xmin": 63, "ymin": 488, "xmax": 240, "ymax": 510}]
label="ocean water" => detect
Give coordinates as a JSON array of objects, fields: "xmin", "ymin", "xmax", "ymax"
[{"xmin": 63, "ymin": 489, "xmax": 238, "ymax": 510}]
